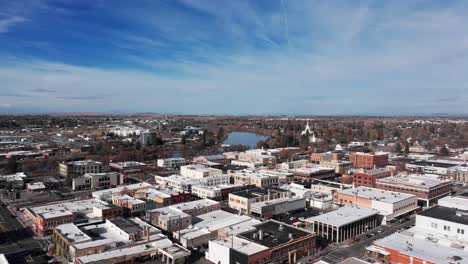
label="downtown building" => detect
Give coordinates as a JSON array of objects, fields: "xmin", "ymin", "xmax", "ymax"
[
  {"xmin": 375, "ymin": 174, "xmax": 452, "ymax": 207},
  {"xmin": 334, "ymin": 186, "xmax": 418, "ymax": 224}
]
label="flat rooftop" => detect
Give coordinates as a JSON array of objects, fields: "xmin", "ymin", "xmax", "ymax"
[
  {"xmin": 29, "ymin": 198, "xmax": 111, "ymax": 220},
  {"xmin": 230, "ymin": 187, "xmax": 287, "ymax": 199},
  {"xmin": 113, "ymin": 195, "xmax": 145, "ymax": 205},
  {"xmin": 410, "ymin": 160, "xmax": 459, "ymax": 168},
  {"xmin": 304, "ymin": 206, "xmax": 378, "ymax": 227},
  {"xmin": 376, "ymin": 174, "xmax": 450, "ymax": 188},
  {"xmin": 438, "ymin": 196, "xmax": 468, "ymax": 211},
  {"xmin": 92, "ymin": 182, "xmax": 152, "ymax": 198},
  {"xmin": 232, "ymin": 170, "xmax": 279, "ymax": 179},
  {"xmin": 373, "ymin": 230, "xmax": 468, "ymax": 264},
  {"xmin": 239, "ymin": 220, "xmax": 313, "ymax": 248},
  {"xmin": 111, "ymin": 161, "xmax": 146, "ymax": 167},
  {"xmin": 419, "ymin": 206, "xmax": 468, "ymax": 225},
  {"xmin": 219, "ymin": 219, "xmax": 261, "ymax": 235},
  {"xmin": 169, "ymin": 199, "xmax": 219, "ymax": 212},
  {"xmin": 156, "ymin": 174, "xmax": 200, "ymax": 183},
  {"xmin": 338, "ymin": 187, "xmax": 416, "ymax": 203},
  {"xmin": 55, "ymin": 223, "xmax": 92, "ymax": 243},
  {"xmin": 76, "ymin": 239, "xmax": 173, "ymax": 264},
  {"xmin": 251, "ymin": 197, "xmax": 304, "ymax": 208},
  {"xmin": 181, "ymin": 164, "xmax": 221, "ymax": 173},
  {"xmin": 148, "ymin": 207, "xmax": 190, "ymax": 220},
  {"xmin": 68, "ymin": 160, "xmax": 102, "ymax": 166},
  {"xmin": 211, "ymin": 236, "xmax": 268, "ymax": 255}
]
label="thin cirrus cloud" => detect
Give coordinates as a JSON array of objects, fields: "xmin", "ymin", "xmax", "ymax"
[
  {"xmin": 0, "ymin": 15, "xmax": 26, "ymax": 33},
  {"xmin": 0, "ymin": 0, "xmax": 467, "ymax": 115}
]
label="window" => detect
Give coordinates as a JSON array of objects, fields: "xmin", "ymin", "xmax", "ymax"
[
  {"xmin": 444, "ymin": 225, "xmax": 451, "ymax": 231},
  {"xmin": 457, "ymin": 228, "xmax": 464, "ymax": 234},
  {"xmin": 431, "ymin": 223, "xmax": 438, "ymax": 228}
]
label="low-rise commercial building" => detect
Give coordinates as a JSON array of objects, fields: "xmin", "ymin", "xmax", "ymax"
[
  {"xmin": 405, "ymin": 159, "xmax": 460, "ymax": 175},
  {"xmin": 448, "ymin": 165, "xmax": 468, "ymax": 183},
  {"xmin": 319, "ymin": 160, "xmax": 353, "ymax": 175},
  {"xmin": 310, "ymin": 151, "xmax": 343, "ymax": 164},
  {"xmin": 335, "ymin": 187, "xmax": 418, "ymax": 224},
  {"xmin": 304, "ymin": 206, "xmax": 380, "ymax": 243},
  {"xmin": 206, "ymin": 236, "xmax": 270, "ymax": 264},
  {"xmin": 174, "ymin": 210, "xmax": 252, "ymax": 249},
  {"xmin": 250, "ymin": 197, "xmax": 306, "ymax": 219},
  {"xmin": 109, "ymin": 161, "xmax": 147, "ymax": 175},
  {"xmin": 25, "ymin": 198, "xmax": 122, "ymax": 236},
  {"xmin": 72, "ymin": 172, "xmax": 121, "ymax": 191},
  {"xmin": 146, "ymin": 207, "xmax": 192, "ymax": 232},
  {"xmin": 370, "ymin": 204, "xmax": 468, "ymax": 264},
  {"xmin": 228, "ymin": 188, "xmax": 290, "ymax": 215},
  {"xmin": 0, "ymin": 172, "xmax": 26, "ymax": 189},
  {"xmin": 155, "ymin": 174, "xmax": 200, "ymax": 192},
  {"xmin": 26, "ymin": 182, "xmax": 46, "ymax": 192},
  {"xmin": 349, "ymin": 152, "xmax": 388, "ymax": 169},
  {"xmin": 59, "ymin": 160, "xmax": 105, "ymax": 178},
  {"xmin": 180, "ymin": 164, "xmax": 223, "ymax": 179},
  {"xmin": 229, "ymin": 169, "xmax": 279, "ymax": 187},
  {"xmin": 92, "ymin": 182, "xmax": 152, "ymax": 201},
  {"xmin": 352, "ymin": 168, "xmax": 391, "ymax": 188},
  {"xmin": 289, "ymin": 166, "xmax": 336, "ymax": 181},
  {"xmin": 169, "ymin": 199, "xmax": 221, "ymax": 216},
  {"xmin": 134, "ymin": 187, "xmax": 191, "ymax": 208},
  {"xmin": 375, "ymin": 174, "xmax": 452, "ymax": 206},
  {"xmin": 111, "ymin": 194, "xmax": 146, "ymax": 216},
  {"xmin": 237, "ymin": 220, "xmax": 317, "ymax": 264},
  {"xmin": 157, "ymin": 158, "xmax": 187, "ymax": 169}
]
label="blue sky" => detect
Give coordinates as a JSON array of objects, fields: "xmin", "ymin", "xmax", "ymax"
[{"xmin": 0, "ymin": 0, "xmax": 467, "ymax": 115}]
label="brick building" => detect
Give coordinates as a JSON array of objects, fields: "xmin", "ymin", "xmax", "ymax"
[
  {"xmin": 352, "ymin": 168, "xmax": 392, "ymax": 187},
  {"xmin": 349, "ymin": 152, "xmax": 388, "ymax": 169},
  {"xmin": 375, "ymin": 174, "xmax": 452, "ymax": 207}
]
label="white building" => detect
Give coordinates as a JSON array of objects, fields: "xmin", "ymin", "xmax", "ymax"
[
  {"xmin": 180, "ymin": 165, "xmax": 222, "ymax": 179},
  {"xmin": 109, "ymin": 126, "xmax": 144, "ymax": 137},
  {"xmin": 438, "ymin": 195, "xmax": 468, "ymax": 211},
  {"xmin": 92, "ymin": 182, "xmax": 152, "ymax": 201},
  {"xmin": 174, "ymin": 210, "xmax": 252, "ymax": 249},
  {"xmin": 371, "ymin": 203, "xmax": 468, "ymax": 263},
  {"xmin": 59, "ymin": 160, "xmax": 105, "ymax": 178},
  {"xmin": 157, "ymin": 158, "xmax": 187, "ymax": 169},
  {"xmin": 304, "ymin": 206, "xmax": 380, "ymax": 243},
  {"xmin": 229, "ymin": 169, "xmax": 279, "ymax": 187},
  {"xmin": 0, "ymin": 172, "xmax": 26, "ymax": 189},
  {"xmin": 250, "ymin": 197, "xmax": 306, "ymax": 219},
  {"xmin": 206, "ymin": 236, "xmax": 268, "ymax": 264},
  {"xmin": 336, "ymin": 186, "xmax": 419, "ymax": 224},
  {"xmin": 72, "ymin": 172, "xmax": 121, "ymax": 191},
  {"xmin": 154, "ymin": 174, "xmax": 229, "ymax": 192},
  {"xmin": 26, "ymin": 182, "xmax": 46, "ymax": 192}
]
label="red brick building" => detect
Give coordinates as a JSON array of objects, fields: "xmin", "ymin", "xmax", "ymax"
[
  {"xmin": 353, "ymin": 168, "xmax": 392, "ymax": 187},
  {"xmin": 375, "ymin": 174, "xmax": 452, "ymax": 206},
  {"xmin": 349, "ymin": 152, "xmax": 388, "ymax": 169}
]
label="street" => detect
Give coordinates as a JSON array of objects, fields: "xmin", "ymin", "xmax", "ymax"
[{"xmin": 316, "ymin": 218, "xmax": 415, "ymax": 263}]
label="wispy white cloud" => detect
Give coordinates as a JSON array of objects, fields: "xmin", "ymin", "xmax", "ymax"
[
  {"xmin": 0, "ymin": 16, "xmax": 26, "ymax": 33},
  {"xmin": 1, "ymin": 1, "xmax": 468, "ymax": 114}
]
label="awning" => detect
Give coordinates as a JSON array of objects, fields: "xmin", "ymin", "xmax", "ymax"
[{"xmin": 366, "ymin": 245, "xmax": 390, "ymax": 256}]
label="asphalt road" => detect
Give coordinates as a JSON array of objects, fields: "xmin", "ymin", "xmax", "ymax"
[
  {"xmin": 317, "ymin": 218, "xmax": 416, "ymax": 263},
  {"xmin": 0, "ymin": 201, "xmax": 49, "ymax": 263}
]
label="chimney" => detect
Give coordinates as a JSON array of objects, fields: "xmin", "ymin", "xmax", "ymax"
[
  {"xmin": 288, "ymin": 233, "xmax": 294, "ymax": 239},
  {"xmin": 259, "ymin": 229, "xmax": 264, "ymax": 240},
  {"xmin": 268, "ymin": 189, "xmax": 271, "ymax": 200}
]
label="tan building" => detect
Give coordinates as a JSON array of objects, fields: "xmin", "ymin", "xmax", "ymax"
[
  {"xmin": 112, "ymin": 194, "xmax": 146, "ymax": 217},
  {"xmin": 228, "ymin": 188, "xmax": 290, "ymax": 215},
  {"xmin": 229, "ymin": 169, "xmax": 279, "ymax": 187},
  {"xmin": 319, "ymin": 160, "xmax": 352, "ymax": 174}
]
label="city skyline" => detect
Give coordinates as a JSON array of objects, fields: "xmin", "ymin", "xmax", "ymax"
[{"xmin": 1, "ymin": 0, "xmax": 468, "ymax": 115}]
